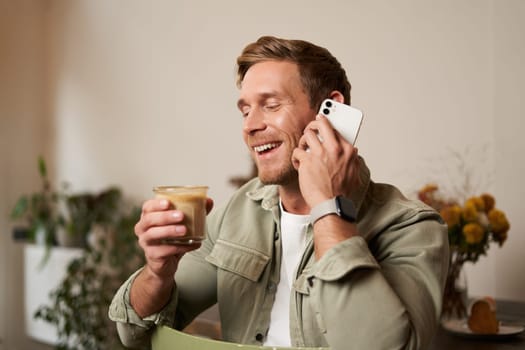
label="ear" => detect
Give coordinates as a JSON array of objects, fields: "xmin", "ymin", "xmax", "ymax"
[{"xmin": 328, "ymin": 90, "xmax": 345, "ymax": 103}]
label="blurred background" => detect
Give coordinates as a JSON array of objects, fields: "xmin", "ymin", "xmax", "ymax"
[{"xmin": 1, "ymin": 0, "xmax": 524, "ymax": 349}]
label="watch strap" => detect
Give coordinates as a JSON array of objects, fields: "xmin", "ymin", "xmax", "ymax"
[{"xmin": 309, "ymin": 198, "xmax": 338, "ymax": 224}]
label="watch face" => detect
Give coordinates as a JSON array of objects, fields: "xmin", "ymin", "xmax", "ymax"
[{"xmin": 336, "ymin": 196, "xmax": 356, "ymax": 222}]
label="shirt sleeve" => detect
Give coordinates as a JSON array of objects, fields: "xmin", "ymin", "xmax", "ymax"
[
  {"xmin": 302, "ymin": 209, "xmax": 449, "ymax": 350},
  {"xmin": 108, "ymin": 268, "xmax": 179, "ymax": 349}
]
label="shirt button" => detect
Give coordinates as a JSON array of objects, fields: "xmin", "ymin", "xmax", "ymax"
[
  {"xmin": 308, "ymin": 277, "xmax": 314, "ymax": 287},
  {"xmin": 255, "ymin": 333, "xmax": 264, "ymax": 342},
  {"xmin": 267, "ymin": 283, "xmax": 276, "ymax": 293}
]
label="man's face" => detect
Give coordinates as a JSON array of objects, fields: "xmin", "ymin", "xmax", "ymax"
[{"xmin": 237, "ymin": 60, "xmax": 316, "ymax": 185}]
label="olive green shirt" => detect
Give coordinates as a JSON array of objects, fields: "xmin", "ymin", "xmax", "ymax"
[{"xmin": 109, "ymin": 159, "xmax": 449, "ymax": 350}]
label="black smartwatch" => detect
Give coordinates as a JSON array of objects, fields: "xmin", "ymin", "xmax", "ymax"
[{"xmin": 310, "ymin": 196, "xmax": 357, "ymax": 224}]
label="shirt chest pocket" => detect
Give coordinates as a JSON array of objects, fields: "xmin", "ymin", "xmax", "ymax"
[{"xmin": 206, "ymin": 239, "xmax": 270, "ymax": 282}]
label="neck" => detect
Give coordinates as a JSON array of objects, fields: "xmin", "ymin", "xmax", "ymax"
[{"xmin": 278, "ymin": 183, "xmax": 310, "ymax": 215}]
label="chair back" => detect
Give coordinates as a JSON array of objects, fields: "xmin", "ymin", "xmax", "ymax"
[{"xmin": 151, "ymin": 326, "xmax": 329, "ymax": 350}]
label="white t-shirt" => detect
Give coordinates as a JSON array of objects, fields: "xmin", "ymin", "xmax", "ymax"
[{"xmin": 264, "ymin": 201, "xmax": 309, "ymax": 346}]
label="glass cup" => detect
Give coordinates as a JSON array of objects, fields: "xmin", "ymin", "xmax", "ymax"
[{"xmin": 153, "ymin": 186, "xmax": 209, "ymax": 244}]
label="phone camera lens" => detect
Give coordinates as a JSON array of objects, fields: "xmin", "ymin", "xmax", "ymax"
[
  {"xmin": 325, "ymin": 101, "xmax": 332, "ymax": 107},
  {"xmin": 323, "ymin": 108, "xmax": 330, "ymax": 115}
]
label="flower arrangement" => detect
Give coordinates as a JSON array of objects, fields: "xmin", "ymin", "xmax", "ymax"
[{"xmin": 418, "ymin": 184, "xmax": 510, "ymax": 318}]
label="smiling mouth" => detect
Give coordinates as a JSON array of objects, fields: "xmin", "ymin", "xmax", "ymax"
[{"xmin": 253, "ymin": 142, "xmax": 281, "ymax": 154}]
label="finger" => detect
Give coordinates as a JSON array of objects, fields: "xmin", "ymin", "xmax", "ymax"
[
  {"xmin": 291, "ymin": 147, "xmax": 307, "ymax": 170},
  {"xmin": 314, "ymin": 114, "xmax": 341, "ymax": 146},
  {"xmin": 352, "ymin": 146, "xmax": 359, "ymax": 158},
  {"xmin": 299, "ymin": 122, "xmax": 323, "ymax": 152},
  {"xmin": 135, "ymin": 210, "xmax": 184, "ymax": 236},
  {"xmin": 298, "ymin": 133, "xmax": 309, "ymax": 151},
  {"xmin": 302, "ymin": 127, "xmax": 324, "ymax": 152},
  {"xmin": 206, "ymin": 198, "xmax": 214, "ymax": 214},
  {"xmin": 139, "ymin": 224, "xmax": 188, "ymax": 246},
  {"xmin": 141, "ymin": 198, "xmax": 172, "ymax": 216}
]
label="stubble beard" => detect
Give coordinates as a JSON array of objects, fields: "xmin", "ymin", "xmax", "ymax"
[{"xmin": 256, "ymin": 160, "xmax": 297, "ymax": 186}]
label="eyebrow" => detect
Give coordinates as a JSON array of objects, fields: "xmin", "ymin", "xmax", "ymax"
[{"xmin": 236, "ymin": 98, "xmax": 247, "ymax": 110}]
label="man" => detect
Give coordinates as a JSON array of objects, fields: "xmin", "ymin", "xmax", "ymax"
[{"xmin": 109, "ymin": 36, "xmax": 449, "ymax": 350}]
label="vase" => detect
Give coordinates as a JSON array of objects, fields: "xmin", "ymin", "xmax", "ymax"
[
  {"xmin": 442, "ymin": 255, "xmax": 468, "ymax": 319},
  {"xmin": 24, "ymin": 244, "xmax": 83, "ymax": 345}
]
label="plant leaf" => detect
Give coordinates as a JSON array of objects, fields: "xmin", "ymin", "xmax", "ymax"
[
  {"xmin": 38, "ymin": 155, "xmax": 47, "ymax": 178},
  {"xmin": 11, "ymin": 196, "xmax": 28, "ymax": 219}
]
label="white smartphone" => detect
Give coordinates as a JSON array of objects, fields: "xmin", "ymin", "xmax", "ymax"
[{"xmin": 318, "ymin": 99, "xmax": 364, "ymax": 145}]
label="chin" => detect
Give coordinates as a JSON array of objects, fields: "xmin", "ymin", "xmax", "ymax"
[{"xmin": 258, "ymin": 167, "xmax": 297, "ymax": 186}]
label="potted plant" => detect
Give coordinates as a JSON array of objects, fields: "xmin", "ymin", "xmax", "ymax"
[
  {"xmin": 12, "ymin": 156, "xmax": 145, "ymax": 348},
  {"xmin": 34, "ymin": 204, "xmax": 144, "ymax": 350}
]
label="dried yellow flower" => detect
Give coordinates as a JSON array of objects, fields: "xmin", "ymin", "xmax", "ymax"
[
  {"xmin": 440, "ymin": 205, "xmax": 461, "ymax": 228},
  {"xmin": 420, "ymin": 184, "xmax": 438, "ymax": 194},
  {"xmin": 462, "ymin": 202, "xmax": 479, "ymax": 222},
  {"xmin": 466, "ymin": 196, "xmax": 485, "ymax": 212},
  {"xmin": 418, "ymin": 183, "xmax": 510, "ymax": 263},
  {"xmin": 488, "ymin": 209, "xmax": 510, "ymax": 234},
  {"xmin": 463, "ymin": 223, "xmax": 485, "ymax": 244},
  {"xmin": 481, "ymin": 193, "xmax": 495, "ymax": 213}
]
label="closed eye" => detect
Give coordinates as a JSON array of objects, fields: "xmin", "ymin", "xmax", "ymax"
[
  {"xmin": 263, "ymin": 103, "xmax": 280, "ymax": 112},
  {"xmin": 239, "ymin": 106, "xmax": 250, "ymax": 118}
]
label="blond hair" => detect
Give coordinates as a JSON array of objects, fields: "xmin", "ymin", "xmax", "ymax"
[{"xmin": 236, "ymin": 36, "xmax": 351, "ymax": 108}]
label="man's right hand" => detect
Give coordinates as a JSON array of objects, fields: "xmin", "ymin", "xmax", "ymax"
[
  {"xmin": 130, "ymin": 197, "xmax": 213, "ymax": 318},
  {"xmin": 135, "ymin": 198, "xmax": 201, "ymax": 279}
]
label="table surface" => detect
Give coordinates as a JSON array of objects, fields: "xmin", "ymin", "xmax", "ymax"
[{"xmin": 428, "ymin": 299, "xmax": 525, "ymax": 350}]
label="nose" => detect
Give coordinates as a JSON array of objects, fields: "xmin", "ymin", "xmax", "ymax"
[{"xmin": 243, "ymin": 108, "xmax": 266, "ymax": 135}]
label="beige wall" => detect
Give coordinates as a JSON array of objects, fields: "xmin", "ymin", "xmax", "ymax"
[
  {"xmin": 491, "ymin": 0, "xmax": 525, "ymax": 300},
  {"xmin": 0, "ymin": 0, "xmax": 52, "ymax": 349},
  {"xmin": 1, "ymin": 0, "xmax": 524, "ymax": 348}
]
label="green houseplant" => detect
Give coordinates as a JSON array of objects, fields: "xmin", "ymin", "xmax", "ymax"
[
  {"xmin": 34, "ymin": 205, "xmax": 144, "ymax": 350},
  {"xmin": 12, "ymin": 156, "xmax": 146, "ymax": 349}
]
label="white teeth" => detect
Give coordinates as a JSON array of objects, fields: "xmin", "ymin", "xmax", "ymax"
[{"xmin": 254, "ymin": 143, "xmax": 278, "ymax": 153}]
